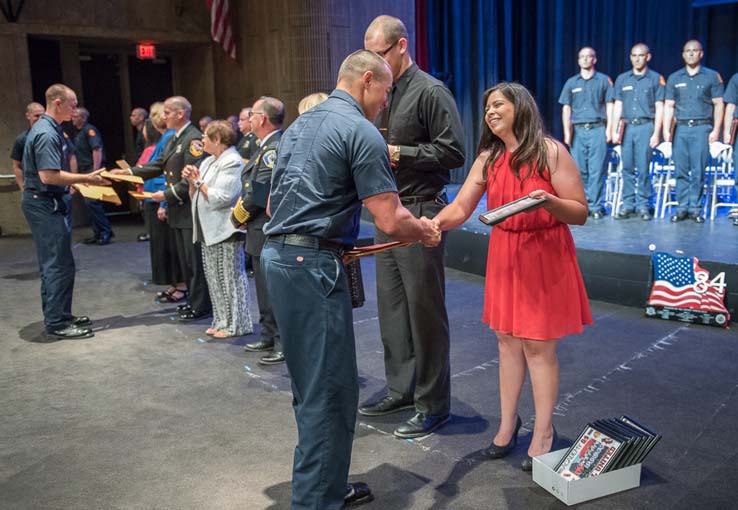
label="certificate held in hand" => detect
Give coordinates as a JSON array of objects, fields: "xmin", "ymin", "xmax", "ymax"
[{"xmin": 479, "ymin": 195, "xmax": 546, "ymax": 226}]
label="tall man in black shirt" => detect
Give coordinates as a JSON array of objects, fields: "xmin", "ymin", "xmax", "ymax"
[{"xmin": 362, "ymin": 15, "xmax": 465, "ymax": 438}]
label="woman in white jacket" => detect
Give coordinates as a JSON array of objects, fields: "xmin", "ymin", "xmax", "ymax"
[{"xmin": 182, "ymin": 120, "xmax": 252, "ymax": 338}]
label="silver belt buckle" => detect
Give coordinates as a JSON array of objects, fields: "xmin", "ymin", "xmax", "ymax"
[{"xmin": 687, "ymin": 119, "xmax": 695, "ymax": 127}]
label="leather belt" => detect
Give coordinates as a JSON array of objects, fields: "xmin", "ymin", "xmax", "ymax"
[
  {"xmin": 400, "ymin": 192, "xmax": 447, "ymax": 206},
  {"xmin": 676, "ymin": 119, "xmax": 711, "ymax": 127},
  {"xmin": 573, "ymin": 121, "xmax": 606, "ymax": 130},
  {"xmin": 267, "ymin": 234, "xmax": 348, "ymax": 256},
  {"xmin": 625, "ymin": 117, "xmax": 653, "ymax": 125}
]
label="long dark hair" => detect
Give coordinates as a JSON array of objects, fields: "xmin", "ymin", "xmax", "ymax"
[
  {"xmin": 143, "ymin": 119, "xmax": 161, "ymax": 147},
  {"xmin": 477, "ymin": 82, "xmax": 551, "ymax": 182}
]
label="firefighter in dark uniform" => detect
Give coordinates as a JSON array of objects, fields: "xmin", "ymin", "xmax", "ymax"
[
  {"xmin": 21, "ymin": 84, "xmax": 107, "ymax": 339},
  {"xmin": 722, "ymin": 71, "xmax": 738, "ymax": 226},
  {"xmin": 233, "ymin": 97, "xmax": 284, "ymax": 365},
  {"xmin": 112, "ymin": 95, "xmax": 212, "ymax": 320},
  {"xmin": 663, "ymin": 39, "xmax": 724, "ymax": 223},
  {"xmin": 611, "ymin": 43, "xmax": 666, "ymax": 221},
  {"xmin": 559, "ymin": 46, "xmax": 614, "ymax": 218},
  {"xmin": 235, "ymin": 106, "xmax": 260, "ymax": 275},
  {"xmin": 71, "ymin": 107, "xmax": 114, "ymax": 244}
]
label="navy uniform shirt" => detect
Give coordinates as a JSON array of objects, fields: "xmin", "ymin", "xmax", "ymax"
[
  {"xmin": 11, "ymin": 130, "xmax": 29, "ymax": 162},
  {"xmin": 74, "ymin": 122, "xmax": 105, "ymax": 172},
  {"xmin": 264, "ymin": 90, "xmax": 398, "ymax": 246},
  {"xmin": 559, "ymin": 72, "xmax": 614, "ymax": 123},
  {"xmin": 723, "ymin": 73, "xmax": 738, "ymax": 117},
  {"xmin": 21, "ymin": 114, "xmax": 69, "ymax": 194},
  {"xmin": 236, "ymin": 131, "xmax": 259, "ymax": 163},
  {"xmin": 665, "ymin": 66, "xmax": 724, "ymax": 120},
  {"xmin": 614, "ymin": 68, "xmax": 666, "ymax": 119}
]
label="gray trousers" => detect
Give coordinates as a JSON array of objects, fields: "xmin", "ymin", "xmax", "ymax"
[
  {"xmin": 375, "ymin": 199, "xmax": 451, "ymax": 416},
  {"xmin": 201, "ymin": 240, "xmax": 252, "ymax": 336}
]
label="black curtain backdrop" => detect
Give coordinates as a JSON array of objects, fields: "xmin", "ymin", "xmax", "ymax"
[{"xmin": 423, "ymin": 0, "xmax": 738, "ymax": 181}]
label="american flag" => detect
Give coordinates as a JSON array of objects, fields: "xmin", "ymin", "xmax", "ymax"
[
  {"xmin": 648, "ymin": 252, "xmax": 729, "ymax": 315},
  {"xmin": 207, "ymin": 0, "xmax": 236, "ymax": 59}
]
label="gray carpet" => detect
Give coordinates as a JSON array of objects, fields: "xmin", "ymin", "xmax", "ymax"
[{"xmin": 1, "ymin": 222, "xmax": 737, "ymax": 509}]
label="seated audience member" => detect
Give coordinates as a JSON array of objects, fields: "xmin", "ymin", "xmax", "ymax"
[{"xmin": 182, "ymin": 120, "xmax": 252, "ymax": 338}]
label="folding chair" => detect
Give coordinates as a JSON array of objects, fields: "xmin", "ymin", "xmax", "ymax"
[{"xmin": 708, "ymin": 142, "xmax": 736, "ymax": 220}]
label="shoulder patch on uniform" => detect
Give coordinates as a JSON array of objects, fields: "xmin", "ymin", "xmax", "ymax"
[
  {"xmin": 262, "ymin": 149, "xmax": 276, "ymax": 169},
  {"xmin": 718, "ymin": 72, "xmax": 724, "ymax": 84},
  {"xmin": 242, "ymin": 158, "xmax": 250, "ymax": 165},
  {"xmin": 659, "ymin": 75, "xmax": 666, "ymax": 86},
  {"xmin": 189, "ymin": 139, "xmax": 204, "ymax": 157},
  {"xmin": 88, "ymin": 129, "xmax": 96, "ymax": 137}
]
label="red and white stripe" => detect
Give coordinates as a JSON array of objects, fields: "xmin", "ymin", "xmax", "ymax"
[
  {"xmin": 207, "ymin": 0, "xmax": 236, "ymax": 59},
  {"xmin": 648, "ymin": 259, "xmax": 728, "ymax": 313}
]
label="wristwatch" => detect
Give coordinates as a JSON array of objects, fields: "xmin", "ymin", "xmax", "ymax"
[
  {"xmin": 194, "ymin": 180, "xmax": 203, "ymax": 189},
  {"xmin": 390, "ymin": 145, "xmax": 401, "ymax": 164}
]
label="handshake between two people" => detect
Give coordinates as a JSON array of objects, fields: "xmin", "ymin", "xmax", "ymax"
[{"xmin": 418, "ymin": 216, "xmax": 442, "ymax": 247}]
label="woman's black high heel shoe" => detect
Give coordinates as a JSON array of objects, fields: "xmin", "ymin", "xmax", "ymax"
[
  {"xmin": 484, "ymin": 416, "xmax": 522, "ymax": 459},
  {"xmin": 521, "ymin": 425, "xmax": 557, "ymax": 472}
]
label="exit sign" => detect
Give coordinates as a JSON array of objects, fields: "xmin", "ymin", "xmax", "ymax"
[{"xmin": 136, "ymin": 44, "xmax": 156, "ymax": 60}]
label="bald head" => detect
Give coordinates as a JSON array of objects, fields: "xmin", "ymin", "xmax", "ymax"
[
  {"xmin": 25, "ymin": 102, "xmax": 44, "ymax": 127},
  {"xmin": 682, "ymin": 40, "xmax": 703, "ymax": 67},
  {"xmin": 365, "ymin": 15, "xmax": 408, "ymax": 44},
  {"xmin": 629, "ymin": 43, "xmax": 651, "ymax": 73},
  {"xmin": 337, "ymin": 50, "xmax": 391, "ymax": 85},
  {"xmin": 71, "ymin": 107, "xmax": 89, "ymax": 129}
]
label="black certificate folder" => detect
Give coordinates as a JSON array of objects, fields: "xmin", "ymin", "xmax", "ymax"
[{"xmin": 479, "ymin": 195, "xmax": 546, "ymax": 226}]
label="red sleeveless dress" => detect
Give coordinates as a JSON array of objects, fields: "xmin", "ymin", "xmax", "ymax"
[{"xmin": 482, "ymin": 152, "xmax": 592, "ymax": 340}]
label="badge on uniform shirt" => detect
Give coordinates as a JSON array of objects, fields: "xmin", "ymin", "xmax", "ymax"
[
  {"xmin": 622, "ymin": 85, "xmax": 634, "ymax": 91},
  {"xmin": 176, "ymin": 143, "xmax": 183, "ymax": 153},
  {"xmin": 675, "ymin": 83, "xmax": 687, "ymax": 88},
  {"xmin": 262, "ymin": 149, "xmax": 276, "ymax": 169},
  {"xmin": 572, "ymin": 87, "xmax": 583, "ymax": 93},
  {"xmin": 88, "ymin": 128, "xmax": 96, "ymax": 137},
  {"xmin": 659, "ymin": 75, "xmax": 666, "ymax": 86},
  {"xmin": 189, "ymin": 139, "xmax": 203, "ymax": 157}
]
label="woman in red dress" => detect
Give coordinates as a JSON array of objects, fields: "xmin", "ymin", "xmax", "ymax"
[{"xmin": 434, "ymin": 82, "xmax": 592, "ymax": 471}]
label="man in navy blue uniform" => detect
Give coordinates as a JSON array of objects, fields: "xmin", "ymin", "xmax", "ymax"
[
  {"xmin": 663, "ymin": 39, "xmax": 724, "ymax": 223},
  {"xmin": 11, "ymin": 102, "xmax": 45, "ymax": 191},
  {"xmin": 21, "ymin": 84, "xmax": 108, "ymax": 339},
  {"xmin": 72, "ymin": 107, "xmax": 114, "ymax": 245},
  {"xmin": 722, "ymin": 71, "xmax": 738, "ymax": 226},
  {"xmin": 262, "ymin": 50, "xmax": 441, "ymax": 510},
  {"xmin": 559, "ymin": 46, "xmax": 614, "ymax": 219},
  {"xmin": 611, "ymin": 43, "xmax": 666, "ymax": 221}
]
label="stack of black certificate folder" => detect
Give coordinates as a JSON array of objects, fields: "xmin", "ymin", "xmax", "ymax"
[{"xmin": 554, "ymin": 416, "xmax": 661, "ymax": 480}]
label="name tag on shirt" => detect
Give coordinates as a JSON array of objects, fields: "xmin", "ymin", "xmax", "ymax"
[
  {"xmin": 176, "ymin": 144, "xmax": 182, "ymax": 153},
  {"xmin": 622, "ymin": 86, "xmax": 634, "ymax": 91},
  {"xmin": 675, "ymin": 83, "xmax": 687, "ymax": 88},
  {"xmin": 572, "ymin": 87, "xmax": 583, "ymax": 93}
]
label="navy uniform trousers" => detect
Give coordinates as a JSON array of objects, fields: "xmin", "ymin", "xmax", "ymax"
[
  {"xmin": 262, "ymin": 240, "xmax": 357, "ymax": 510},
  {"xmin": 21, "ymin": 192, "xmax": 75, "ymax": 332},
  {"xmin": 572, "ymin": 125, "xmax": 608, "ymax": 214},
  {"xmin": 620, "ymin": 121, "xmax": 654, "ymax": 213},
  {"xmin": 673, "ymin": 124, "xmax": 712, "ymax": 215}
]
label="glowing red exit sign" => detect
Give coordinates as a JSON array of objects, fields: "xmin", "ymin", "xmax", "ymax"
[{"xmin": 136, "ymin": 44, "xmax": 156, "ymax": 60}]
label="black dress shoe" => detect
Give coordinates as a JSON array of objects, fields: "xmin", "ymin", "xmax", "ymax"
[
  {"xmin": 394, "ymin": 412, "xmax": 450, "ymax": 438},
  {"xmin": 690, "ymin": 213, "xmax": 705, "ymax": 223},
  {"xmin": 614, "ymin": 210, "xmax": 634, "ymax": 219},
  {"xmin": 98, "ymin": 232, "xmax": 114, "ymax": 245},
  {"xmin": 521, "ymin": 426, "xmax": 558, "ymax": 472},
  {"xmin": 47, "ymin": 325, "xmax": 94, "ymax": 339},
  {"xmin": 137, "ymin": 233, "xmax": 150, "ymax": 242},
  {"xmin": 71, "ymin": 316, "xmax": 92, "ymax": 327},
  {"xmin": 244, "ymin": 339, "xmax": 275, "ymax": 352},
  {"xmin": 358, "ymin": 395, "xmax": 414, "ymax": 417},
  {"xmin": 82, "ymin": 235, "xmax": 99, "ymax": 244},
  {"xmin": 344, "ymin": 482, "xmax": 373, "ymax": 507},
  {"xmin": 178, "ymin": 310, "xmax": 211, "ymax": 321},
  {"xmin": 484, "ymin": 416, "xmax": 522, "ymax": 459},
  {"xmin": 671, "ymin": 211, "xmax": 688, "ymax": 222},
  {"xmin": 258, "ymin": 351, "xmax": 285, "ymax": 365}
]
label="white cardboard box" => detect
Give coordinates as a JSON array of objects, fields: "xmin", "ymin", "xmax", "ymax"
[{"xmin": 532, "ymin": 448, "xmax": 642, "ymax": 506}]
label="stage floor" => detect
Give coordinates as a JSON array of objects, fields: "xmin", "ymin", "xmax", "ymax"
[
  {"xmin": 446, "ymin": 184, "xmax": 738, "ymax": 264},
  {"xmin": 1, "ymin": 221, "xmax": 737, "ymax": 509}
]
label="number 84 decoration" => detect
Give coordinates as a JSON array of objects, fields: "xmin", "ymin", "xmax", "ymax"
[{"xmin": 645, "ymin": 250, "xmax": 730, "ymax": 328}]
